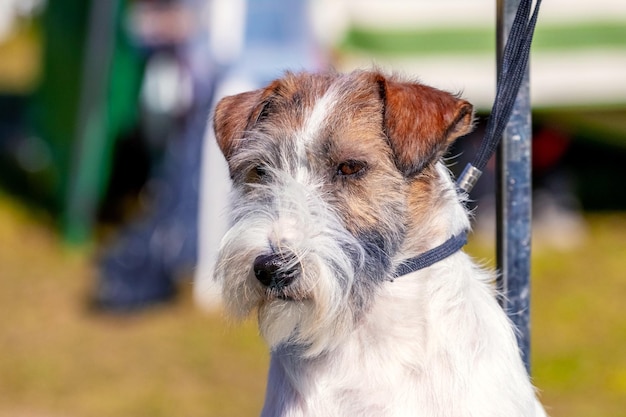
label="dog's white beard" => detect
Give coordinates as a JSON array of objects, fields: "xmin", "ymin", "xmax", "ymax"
[
  {"xmin": 216, "ymin": 184, "xmax": 367, "ymax": 357},
  {"xmin": 258, "ymin": 253, "xmax": 358, "ymax": 357}
]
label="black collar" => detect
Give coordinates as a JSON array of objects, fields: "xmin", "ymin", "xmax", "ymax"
[{"xmin": 393, "ymin": 230, "xmax": 468, "ymax": 278}]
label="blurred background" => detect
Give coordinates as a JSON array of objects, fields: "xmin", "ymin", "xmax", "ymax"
[{"xmin": 0, "ymin": 0, "xmax": 624, "ymax": 416}]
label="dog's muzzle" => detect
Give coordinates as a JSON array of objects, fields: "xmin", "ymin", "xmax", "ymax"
[{"xmin": 253, "ymin": 253, "xmax": 301, "ymax": 291}]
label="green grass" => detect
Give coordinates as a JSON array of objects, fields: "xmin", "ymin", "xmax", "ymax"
[
  {"xmin": 1, "ymin": 193, "xmax": 625, "ymax": 416},
  {"xmin": 530, "ymin": 215, "xmax": 626, "ymax": 416},
  {"xmin": 0, "ymin": 195, "xmax": 268, "ymax": 417},
  {"xmin": 468, "ymin": 213, "xmax": 626, "ymax": 416},
  {"xmin": 340, "ymin": 22, "xmax": 626, "ymax": 56}
]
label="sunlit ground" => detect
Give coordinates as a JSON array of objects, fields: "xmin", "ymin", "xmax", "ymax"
[{"xmin": 0, "ymin": 192, "xmax": 625, "ymax": 417}]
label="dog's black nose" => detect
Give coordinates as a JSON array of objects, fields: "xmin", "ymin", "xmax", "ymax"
[{"xmin": 253, "ymin": 253, "xmax": 300, "ymax": 289}]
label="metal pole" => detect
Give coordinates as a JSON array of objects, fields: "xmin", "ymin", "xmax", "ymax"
[{"xmin": 496, "ymin": 0, "xmax": 533, "ymax": 374}]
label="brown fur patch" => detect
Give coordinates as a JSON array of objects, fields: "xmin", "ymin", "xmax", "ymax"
[{"xmin": 379, "ymin": 76, "xmax": 474, "ymax": 177}]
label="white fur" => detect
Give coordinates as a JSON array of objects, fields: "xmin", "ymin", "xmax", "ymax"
[
  {"xmin": 295, "ymin": 87, "xmax": 338, "ymax": 184},
  {"xmin": 299, "ymin": 86, "xmax": 338, "ymax": 146}
]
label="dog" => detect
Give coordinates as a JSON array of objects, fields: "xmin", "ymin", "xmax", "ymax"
[{"xmin": 212, "ymin": 70, "xmax": 546, "ymax": 416}]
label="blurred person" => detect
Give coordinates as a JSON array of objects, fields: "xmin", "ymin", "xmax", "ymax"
[{"xmin": 94, "ymin": 0, "xmax": 214, "ymax": 310}]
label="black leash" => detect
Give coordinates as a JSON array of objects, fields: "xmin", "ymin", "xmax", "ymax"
[
  {"xmin": 395, "ymin": 0, "xmax": 542, "ymax": 277},
  {"xmin": 457, "ymin": 0, "xmax": 543, "ymax": 194}
]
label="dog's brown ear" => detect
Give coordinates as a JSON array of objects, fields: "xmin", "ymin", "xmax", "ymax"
[
  {"xmin": 213, "ymin": 90, "xmax": 262, "ymax": 160},
  {"xmin": 377, "ymin": 75, "xmax": 474, "ymax": 177},
  {"xmin": 213, "ymin": 82, "xmax": 278, "ymax": 160}
]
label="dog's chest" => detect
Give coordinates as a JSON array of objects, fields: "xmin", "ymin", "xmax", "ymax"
[{"xmin": 280, "ymin": 332, "xmax": 440, "ymax": 415}]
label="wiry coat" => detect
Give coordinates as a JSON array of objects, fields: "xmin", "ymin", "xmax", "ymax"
[{"xmin": 213, "ymin": 70, "xmax": 546, "ymax": 416}]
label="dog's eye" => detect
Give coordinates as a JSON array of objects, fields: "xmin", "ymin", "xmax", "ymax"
[
  {"xmin": 255, "ymin": 166, "xmax": 267, "ymax": 178},
  {"xmin": 337, "ymin": 160, "xmax": 367, "ymax": 177},
  {"xmin": 246, "ymin": 165, "xmax": 268, "ymax": 183}
]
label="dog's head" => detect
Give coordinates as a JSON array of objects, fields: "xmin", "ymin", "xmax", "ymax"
[{"xmin": 213, "ymin": 71, "xmax": 473, "ymax": 355}]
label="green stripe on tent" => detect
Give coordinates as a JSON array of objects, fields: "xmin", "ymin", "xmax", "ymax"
[{"xmin": 340, "ymin": 22, "xmax": 626, "ymax": 56}]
